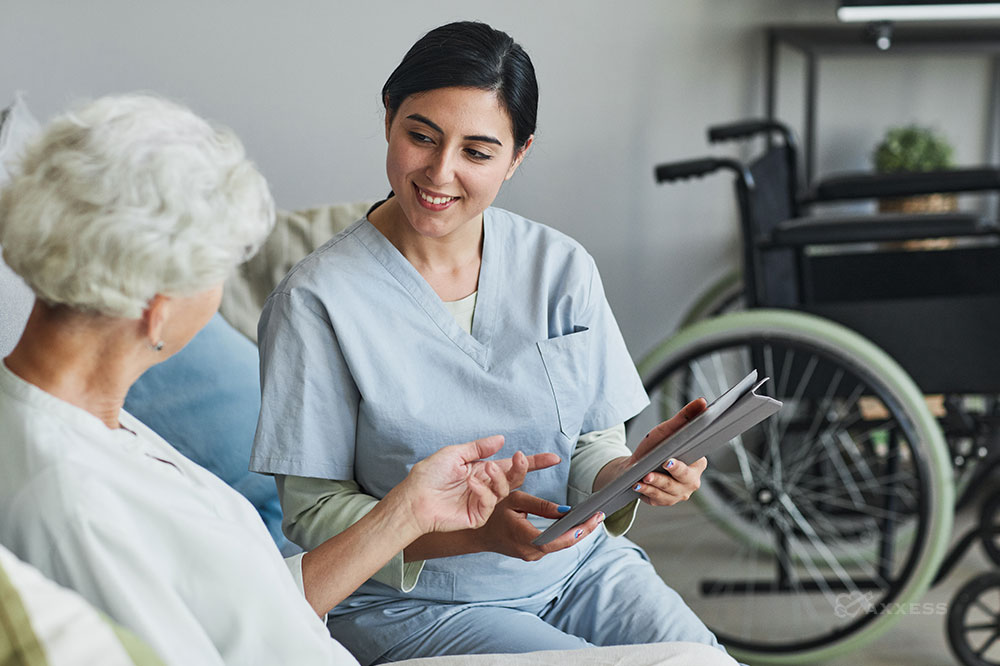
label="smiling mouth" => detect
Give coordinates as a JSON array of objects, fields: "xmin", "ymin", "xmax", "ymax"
[{"xmin": 415, "ymin": 185, "xmax": 459, "ymax": 206}]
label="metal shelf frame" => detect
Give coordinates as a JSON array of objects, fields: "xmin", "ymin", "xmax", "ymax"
[{"xmin": 764, "ymin": 22, "xmax": 1000, "ymax": 186}]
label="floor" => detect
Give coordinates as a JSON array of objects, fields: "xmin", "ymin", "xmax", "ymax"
[
  {"xmin": 820, "ymin": 503, "xmax": 990, "ymax": 666},
  {"xmin": 629, "ymin": 491, "xmax": 995, "ymax": 666}
]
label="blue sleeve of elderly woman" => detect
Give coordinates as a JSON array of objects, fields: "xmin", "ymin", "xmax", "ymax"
[{"xmin": 124, "ymin": 313, "xmax": 293, "ymax": 554}]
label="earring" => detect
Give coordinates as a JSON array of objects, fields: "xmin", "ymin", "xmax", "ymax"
[{"xmin": 149, "ymin": 340, "xmax": 164, "ymax": 352}]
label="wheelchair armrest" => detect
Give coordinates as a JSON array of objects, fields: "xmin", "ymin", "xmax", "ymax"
[
  {"xmin": 654, "ymin": 157, "xmax": 754, "ymax": 186},
  {"xmin": 805, "ymin": 168, "xmax": 1000, "ymax": 203},
  {"xmin": 766, "ymin": 212, "xmax": 996, "ymax": 246}
]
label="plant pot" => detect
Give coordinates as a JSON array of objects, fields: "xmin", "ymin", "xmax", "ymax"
[
  {"xmin": 878, "ymin": 192, "xmax": 958, "ymax": 214},
  {"xmin": 877, "ymin": 193, "xmax": 959, "ymax": 250}
]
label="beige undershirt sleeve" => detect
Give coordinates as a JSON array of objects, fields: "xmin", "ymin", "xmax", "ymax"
[
  {"xmin": 276, "ymin": 291, "xmax": 638, "ymax": 593},
  {"xmin": 568, "ymin": 424, "xmax": 640, "ymax": 536},
  {"xmin": 277, "ymin": 475, "xmax": 425, "ymax": 592}
]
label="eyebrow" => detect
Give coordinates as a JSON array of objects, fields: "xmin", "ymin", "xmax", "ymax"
[{"xmin": 406, "ymin": 113, "xmax": 503, "ymax": 147}]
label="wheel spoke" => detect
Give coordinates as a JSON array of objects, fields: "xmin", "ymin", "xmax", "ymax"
[
  {"xmin": 761, "ymin": 344, "xmax": 782, "ymax": 478},
  {"xmin": 965, "ymin": 622, "xmax": 998, "ymax": 632},
  {"xmin": 773, "ymin": 354, "xmax": 818, "ymax": 450},
  {"xmin": 974, "ymin": 599, "xmax": 999, "ymax": 617},
  {"xmin": 791, "ymin": 485, "xmax": 915, "ymax": 524},
  {"xmin": 817, "ymin": 430, "xmax": 866, "ymax": 507},
  {"xmin": 778, "ymin": 493, "xmax": 874, "ymax": 595},
  {"xmin": 776, "ymin": 347, "xmax": 794, "ymax": 402},
  {"xmin": 799, "ymin": 368, "xmax": 847, "ymax": 453},
  {"xmin": 834, "ymin": 431, "xmax": 885, "ymax": 499},
  {"xmin": 975, "ymin": 629, "xmax": 1000, "ymax": 657}
]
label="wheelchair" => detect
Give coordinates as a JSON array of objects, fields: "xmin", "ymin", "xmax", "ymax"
[{"xmin": 631, "ymin": 119, "xmax": 1000, "ymax": 665}]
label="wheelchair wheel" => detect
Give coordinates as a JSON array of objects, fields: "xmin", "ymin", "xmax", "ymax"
[
  {"xmin": 980, "ymin": 493, "xmax": 1000, "ymax": 568},
  {"xmin": 947, "ymin": 572, "xmax": 1000, "ymax": 666},
  {"xmin": 629, "ymin": 310, "xmax": 953, "ymax": 664}
]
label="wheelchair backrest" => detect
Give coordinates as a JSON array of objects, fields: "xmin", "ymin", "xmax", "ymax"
[{"xmin": 739, "ymin": 144, "xmax": 800, "ymax": 309}]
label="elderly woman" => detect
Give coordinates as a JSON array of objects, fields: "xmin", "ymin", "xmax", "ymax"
[{"xmin": 0, "ymin": 93, "xmax": 547, "ymax": 665}]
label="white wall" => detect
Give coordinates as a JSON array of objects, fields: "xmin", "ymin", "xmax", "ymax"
[{"xmin": 1, "ymin": 0, "xmax": 992, "ymax": 362}]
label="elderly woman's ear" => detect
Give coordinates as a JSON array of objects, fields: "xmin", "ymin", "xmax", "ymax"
[
  {"xmin": 138, "ymin": 285, "xmax": 225, "ymax": 359},
  {"xmin": 142, "ymin": 294, "xmax": 169, "ymax": 354}
]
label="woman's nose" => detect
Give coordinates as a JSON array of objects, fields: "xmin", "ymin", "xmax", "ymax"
[{"xmin": 426, "ymin": 149, "xmax": 456, "ymax": 186}]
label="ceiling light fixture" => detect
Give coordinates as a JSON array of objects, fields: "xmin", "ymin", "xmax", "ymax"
[{"xmin": 838, "ymin": 0, "xmax": 1000, "ymax": 22}]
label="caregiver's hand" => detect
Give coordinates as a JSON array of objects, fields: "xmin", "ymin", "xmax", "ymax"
[
  {"xmin": 477, "ymin": 491, "xmax": 605, "ymax": 562},
  {"xmin": 399, "ymin": 436, "xmax": 562, "ymax": 534},
  {"xmin": 594, "ymin": 398, "xmax": 709, "ymax": 507}
]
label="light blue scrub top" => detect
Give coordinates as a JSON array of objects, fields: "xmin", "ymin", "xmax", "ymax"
[{"xmin": 250, "ymin": 207, "xmax": 648, "ymax": 605}]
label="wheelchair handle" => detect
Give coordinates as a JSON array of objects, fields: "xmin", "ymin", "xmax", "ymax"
[
  {"xmin": 708, "ymin": 119, "xmax": 797, "ymax": 150},
  {"xmin": 654, "ymin": 157, "xmax": 754, "ymax": 188},
  {"xmin": 654, "ymin": 158, "xmax": 720, "ymax": 183}
]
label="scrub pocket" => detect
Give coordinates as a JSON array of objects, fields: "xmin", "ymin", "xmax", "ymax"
[
  {"xmin": 411, "ymin": 568, "xmax": 456, "ymax": 601},
  {"xmin": 536, "ymin": 326, "xmax": 591, "ymax": 438}
]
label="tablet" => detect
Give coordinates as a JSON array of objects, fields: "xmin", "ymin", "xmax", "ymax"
[{"xmin": 531, "ymin": 369, "xmax": 782, "ymax": 546}]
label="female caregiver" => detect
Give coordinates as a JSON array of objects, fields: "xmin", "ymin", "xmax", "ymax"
[
  {"xmin": 0, "ymin": 93, "xmax": 546, "ymax": 666},
  {"xmin": 250, "ymin": 21, "xmax": 728, "ymax": 664}
]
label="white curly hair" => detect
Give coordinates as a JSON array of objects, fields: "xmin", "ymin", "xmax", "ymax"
[{"xmin": 0, "ymin": 93, "xmax": 275, "ymax": 318}]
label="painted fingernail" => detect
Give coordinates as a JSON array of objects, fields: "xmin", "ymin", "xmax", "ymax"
[
  {"xmin": 574, "ymin": 529, "xmax": 583, "ymax": 539},
  {"xmin": 634, "ymin": 483, "xmax": 642, "ymax": 492},
  {"xmin": 557, "ymin": 505, "xmax": 572, "ymax": 513},
  {"xmin": 666, "ymin": 460, "xmax": 675, "ymax": 469}
]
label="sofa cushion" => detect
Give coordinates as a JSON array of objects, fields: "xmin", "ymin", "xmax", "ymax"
[
  {"xmin": 0, "ymin": 93, "xmax": 41, "ymax": 357},
  {"xmin": 0, "ymin": 92, "xmax": 40, "ymax": 183},
  {"xmin": 219, "ymin": 201, "xmax": 371, "ymax": 342},
  {"xmin": 0, "ymin": 544, "xmax": 164, "ymax": 665}
]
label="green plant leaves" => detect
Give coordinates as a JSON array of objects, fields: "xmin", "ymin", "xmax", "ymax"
[{"xmin": 872, "ymin": 124, "xmax": 955, "ymax": 173}]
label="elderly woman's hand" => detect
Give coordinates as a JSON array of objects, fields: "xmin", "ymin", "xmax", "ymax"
[{"xmin": 399, "ymin": 435, "xmax": 561, "ymax": 534}]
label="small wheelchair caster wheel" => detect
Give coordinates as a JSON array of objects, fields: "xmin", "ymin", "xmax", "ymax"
[
  {"xmin": 948, "ymin": 572, "xmax": 1000, "ymax": 665},
  {"xmin": 980, "ymin": 493, "xmax": 1000, "ymax": 567}
]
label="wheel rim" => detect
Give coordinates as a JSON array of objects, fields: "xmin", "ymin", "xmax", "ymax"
[{"xmin": 630, "ymin": 310, "xmax": 952, "ymax": 663}]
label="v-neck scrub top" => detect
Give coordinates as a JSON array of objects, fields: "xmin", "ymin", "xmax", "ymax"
[{"xmin": 250, "ymin": 208, "xmax": 650, "ymax": 643}]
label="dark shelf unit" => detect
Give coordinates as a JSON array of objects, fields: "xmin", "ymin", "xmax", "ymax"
[{"xmin": 765, "ymin": 22, "xmax": 1000, "ymax": 185}]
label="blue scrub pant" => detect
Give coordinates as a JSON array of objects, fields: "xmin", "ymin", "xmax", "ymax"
[{"xmin": 373, "ymin": 536, "xmax": 727, "ymax": 663}]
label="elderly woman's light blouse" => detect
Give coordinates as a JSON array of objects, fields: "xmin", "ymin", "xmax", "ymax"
[{"xmin": 0, "ymin": 362, "xmax": 356, "ymax": 665}]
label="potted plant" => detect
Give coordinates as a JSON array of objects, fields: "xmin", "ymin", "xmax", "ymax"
[{"xmin": 872, "ymin": 124, "xmax": 956, "ymax": 213}]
